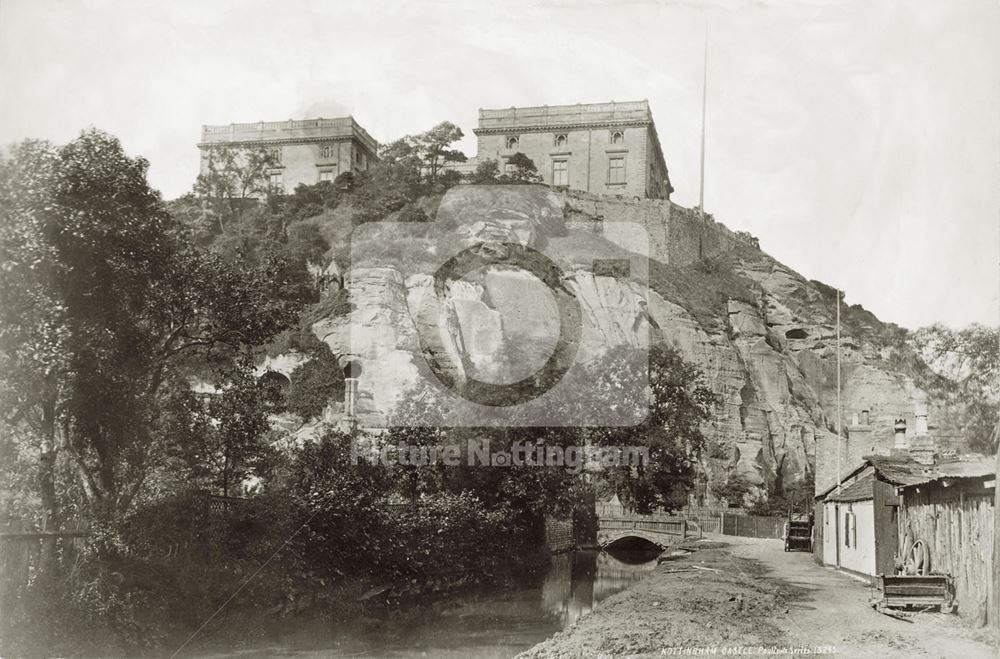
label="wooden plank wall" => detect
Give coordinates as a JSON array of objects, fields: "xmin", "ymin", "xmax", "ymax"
[
  {"xmin": 872, "ymin": 479, "xmax": 900, "ymax": 576},
  {"xmin": 901, "ymin": 483, "xmax": 993, "ymax": 625}
]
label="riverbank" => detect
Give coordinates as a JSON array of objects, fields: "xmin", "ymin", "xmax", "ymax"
[
  {"xmin": 518, "ymin": 539, "xmax": 799, "ymax": 658},
  {"xmin": 518, "ymin": 536, "xmax": 998, "ymax": 658}
]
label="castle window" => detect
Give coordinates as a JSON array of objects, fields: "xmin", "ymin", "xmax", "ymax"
[
  {"xmin": 504, "ymin": 162, "xmax": 516, "ymax": 176},
  {"xmin": 554, "ymin": 134, "xmax": 567, "ymax": 147},
  {"xmin": 268, "ymin": 172, "xmax": 283, "ymax": 190},
  {"xmin": 268, "ymin": 147, "xmax": 282, "ymax": 163},
  {"xmin": 319, "ymin": 170, "xmax": 336, "ymax": 183},
  {"xmin": 608, "ymin": 157, "xmax": 625, "ymax": 184},
  {"xmin": 552, "ymin": 160, "xmax": 568, "ymax": 186},
  {"xmin": 321, "ymin": 145, "xmax": 332, "ymax": 159},
  {"xmin": 611, "ymin": 131, "xmax": 624, "ymax": 145},
  {"xmin": 506, "ymin": 136, "xmax": 519, "ymax": 150}
]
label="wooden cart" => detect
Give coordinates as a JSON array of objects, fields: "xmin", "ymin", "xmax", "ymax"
[
  {"xmin": 783, "ymin": 519, "xmax": 813, "ymax": 552},
  {"xmin": 871, "ymin": 574, "xmax": 955, "ymax": 613}
]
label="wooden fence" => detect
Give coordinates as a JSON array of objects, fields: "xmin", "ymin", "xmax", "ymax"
[
  {"xmin": 597, "ymin": 501, "xmax": 783, "ymax": 539},
  {"xmin": 720, "ymin": 512, "xmax": 785, "ymax": 539},
  {"xmin": 0, "ymin": 519, "xmax": 90, "ymax": 597}
]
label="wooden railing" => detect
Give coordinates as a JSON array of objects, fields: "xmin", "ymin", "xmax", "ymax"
[{"xmin": 597, "ymin": 512, "xmax": 693, "ymax": 539}]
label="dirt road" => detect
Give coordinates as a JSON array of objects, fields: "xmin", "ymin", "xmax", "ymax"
[
  {"xmin": 730, "ymin": 535, "xmax": 995, "ymax": 658},
  {"xmin": 519, "ymin": 535, "xmax": 996, "ymax": 658}
]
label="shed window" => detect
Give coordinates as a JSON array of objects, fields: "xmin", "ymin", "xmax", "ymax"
[{"xmin": 843, "ymin": 510, "xmax": 857, "ymax": 548}]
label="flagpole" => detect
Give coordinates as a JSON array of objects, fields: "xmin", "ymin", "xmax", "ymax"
[
  {"xmin": 836, "ymin": 288, "xmax": 842, "ymax": 493},
  {"xmin": 698, "ymin": 26, "xmax": 708, "ymax": 217},
  {"xmin": 992, "ymin": 212, "xmax": 999, "ymax": 634}
]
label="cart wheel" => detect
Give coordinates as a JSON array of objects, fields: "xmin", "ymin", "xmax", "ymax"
[{"xmin": 904, "ymin": 540, "xmax": 931, "ymax": 576}]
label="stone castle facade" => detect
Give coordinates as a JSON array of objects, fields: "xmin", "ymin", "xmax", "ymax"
[
  {"xmin": 198, "ymin": 116, "xmax": 379, "ymax": 192},
  {"xmin": 473, "ymin": 100, "xmax": 673, "ymax": 200},
  {"xmin": 198, "ymin": 100, "xmax": 673, "ymax": 200}
]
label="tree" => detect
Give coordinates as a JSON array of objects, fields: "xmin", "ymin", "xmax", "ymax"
[
  {"xmin": 581, "ymin": 345, "xmax": 717, "ymax": 513},
  {"xmin": 500, "ymin": 152, "xmax": 543, "ymax": 184},
  {"xmin": 209, "ymin": 360, "xmax": 284, "ymax": 497},
  {"xmin": 0, "ymin": 129, "xmax": 301, "ymax": 523},
  {"xmin": 285, "ymin": 335, "xmax": 344, "ymax": 422},
  {"xmin": 193, "ymin": 144, "xmax": 280, "ymax": 232},
  {"xmin": 351, "ymin": 148, "xmax": 423, "ymax": 224},
  {"xmin": 468, "ymin": 158, "xmax": 500, "ymax": 184},
  {"xmin": 913, "ymin": 323, "xmax": 999, "ymax": 453},
  {"xmin": 411, "ymin": 121, "xmax": 467, "ymax": 187},
  {"xmin": 710, "ymin": 472, "xmax": 754, "ymax": 508}
]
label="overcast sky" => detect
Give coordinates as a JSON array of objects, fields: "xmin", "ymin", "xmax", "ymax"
[{"xmin": 1, "ymin": 0, "xmax": 997, "ymax": 330}]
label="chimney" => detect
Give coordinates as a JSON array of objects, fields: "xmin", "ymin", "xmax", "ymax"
[
  {"xmin": 914, "ymin": 407, "xmax": 928, "ymax": 435},
  {"xmin": 893, "ymin": 418, "xmax": 907, "ymax": 449},
  {"xmin": 910, "ymin": 433, "xmax": 936, "ymax": 465}
]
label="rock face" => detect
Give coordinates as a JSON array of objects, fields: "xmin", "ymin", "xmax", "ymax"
[{"xmin": 311, "ymin": 185, "xmax": 931, "ymax": 498}]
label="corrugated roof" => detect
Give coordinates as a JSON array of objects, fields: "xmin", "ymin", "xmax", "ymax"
[
  {"xmin": 933, "ymin": 456, "xmax": 995, "ymax": 480},
  {"xmin": 866, "ymin": 455, "xmax": 936, "ymax": 486},
  {"xmin": 819, "ymin": 454, "xmax": 995, "ymax": 501},
  {"xmin": 826, "ymin": 473, "xmax": 876, "ymax": 502}
]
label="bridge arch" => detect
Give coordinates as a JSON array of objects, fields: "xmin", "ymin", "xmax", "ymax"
[{"xmin": 599, "ymin": 530, "xmax": 670, "ymax": 550}]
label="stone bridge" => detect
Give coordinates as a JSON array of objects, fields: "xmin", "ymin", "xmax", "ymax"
[{"xmin": 597, "ymin": 510, "xmax": 697, "ymax": 550}]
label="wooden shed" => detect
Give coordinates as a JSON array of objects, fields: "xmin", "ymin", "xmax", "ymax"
[{"xmin": 895, "ymin": 457, "xmax": 995, "ymax": 624}]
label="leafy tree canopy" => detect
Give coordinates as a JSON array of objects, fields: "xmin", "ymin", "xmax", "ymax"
[{"xmin": 0, "ymin": 129, "xmax": 302, "ymax": 522}]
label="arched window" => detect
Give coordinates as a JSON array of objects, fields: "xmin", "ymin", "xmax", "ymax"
[
  {"xmin": 321, "ymin": 145, "xmax": 331, "ymax": 158},
  {"xmin": 506, "ymin": 136, "xmax": 519, "ymax": 150},
  {"xmin": 554, "ymin": 134, "xmax": 567, "ymax": 147},
  {"xmin": 611, "ymin": 131, "xmax": 624, "ymax": 145}
]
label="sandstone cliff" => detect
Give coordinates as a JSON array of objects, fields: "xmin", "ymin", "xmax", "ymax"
[{"xmin": 309, "ymin": 185, "xmax": 934, "ymax": 498}]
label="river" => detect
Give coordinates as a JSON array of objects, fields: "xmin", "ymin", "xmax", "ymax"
[{"xmin": 198, "ymin": 547, "xmax": 660, "ymax": 658}]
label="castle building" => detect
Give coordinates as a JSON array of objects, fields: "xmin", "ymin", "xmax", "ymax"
[
  {"xmin": 198, "ymin": 116, "xmax": 379, "ymax": 192},
  {"xmin": 473, "ymin": 100, "xmax": 673, "ymax": 199}
]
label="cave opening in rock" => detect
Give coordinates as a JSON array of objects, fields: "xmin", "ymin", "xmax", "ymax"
[
  {"xmin": 259, "ymin": 371, "xmax": 291, "ymax": 394},
  {"xmin": 785, "ymin": 328, "xmax": 809, "ymax": 340}
]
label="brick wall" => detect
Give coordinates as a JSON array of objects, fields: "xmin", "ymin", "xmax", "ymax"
[{"xmin": 543, "ymin": 516, "xmax": 575, "ymax": 553}]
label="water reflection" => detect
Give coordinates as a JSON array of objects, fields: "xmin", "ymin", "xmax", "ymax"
[
  {"xmin": 196, "ymin": 547, "xmax": 661, "ymax": 658},
  {"xmin": 543, "ymin": 548, "xmax": 660, "ymax": 628}
]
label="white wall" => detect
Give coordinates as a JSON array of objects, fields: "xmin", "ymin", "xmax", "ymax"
[
  {"xmin": 822, "ymin": 502, "xmax": 838, "ymax": 566},
  {"xmin": 837, "ymin": 501, "xmax": 876, "ymax": 575}
]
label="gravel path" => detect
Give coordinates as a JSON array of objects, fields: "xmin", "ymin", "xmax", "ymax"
[{"xmin": 518, "ymin": 535, "xmax": 997, "ymax": 658}]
